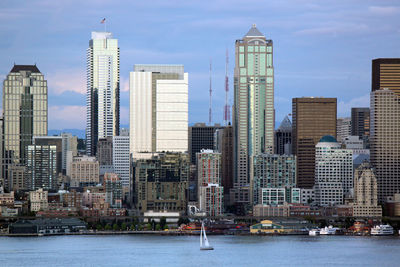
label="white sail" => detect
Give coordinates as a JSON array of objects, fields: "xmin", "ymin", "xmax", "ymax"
[{"xmin": 200, "ymin": 221, "xmax": 213, "ymax": 250}]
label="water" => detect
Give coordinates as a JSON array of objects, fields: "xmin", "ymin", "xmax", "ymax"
[{"xmin": 0, "ymin": 235, "xmax": 399, "ymax": 266}]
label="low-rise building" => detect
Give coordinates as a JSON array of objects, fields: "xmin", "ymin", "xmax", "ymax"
[
  {"xmin": 29, "ymin": 188, "xmax": 48, "ymax": 212},
  {"xmin": 0, "ymin": 191, "xmax": 14, "ymax": 207},
  {"xmin": 9, "ymin": 218, "xmax": 86, "ymax": 234}
]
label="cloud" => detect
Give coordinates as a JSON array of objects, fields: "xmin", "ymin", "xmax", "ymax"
[
  {"xmin": 368, "ymin": 6, "xmax": 400, "ymax": 15},
  {"xmin": 47, "ymin": 68, "xmax": 86, "ymax": 95},
  {"xmin": 337, "ymin": 94, "xmax": 370, "ymax": 117},
  {"xmin": 295, "ymin": 23, "xmax": 369, "ymax": 36},
  {"xmin": 49, "ymin": 105, "xmax": 86, "ymax": 129}
]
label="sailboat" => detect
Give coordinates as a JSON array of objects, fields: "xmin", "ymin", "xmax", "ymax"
[{"xmin": 200, "ymin": 221, "xmax": 214, "ymax": 250}]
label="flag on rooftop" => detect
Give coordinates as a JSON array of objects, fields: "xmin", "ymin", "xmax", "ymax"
[{"xmin": 101, "ymin": 18, "xmax": 106, "ymax": 24}]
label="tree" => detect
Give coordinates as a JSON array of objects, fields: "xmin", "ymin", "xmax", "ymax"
[
  {"xmin": 105, "ymin": 224, "xmax": 112, "ymax": 231},
  {"xmin": 96, "ymin": 224, "xmax": 103, "ymax": 231},
  {"xmin": 177, "ymin": 217, "xmax": 190, "ymax": 226},
  {"xmin": 160, "ymin": 217, "xmax": 167, "ymax": 230},
  {"xmin": 113, "ymin": 223, "xmax": 119, "ymax": 231},
  {"xmin": 155, "ymin": 224, "xmax": 161, "ymax": 231},
  {"xmin": 121, "ymin": 222, "xmax": 127, "ymax": 230}
]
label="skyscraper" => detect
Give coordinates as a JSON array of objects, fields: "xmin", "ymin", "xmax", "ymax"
[
  {"xmin": 130, "ymin": 65, "xmax": 188, "ymax": 159},
  {"xmin": 86, "ymin": 32, "xmax": 120, "ymax": 156},
  {"xmin": 351, "ymin": 107, "xmax": 370, "ymax": 147},
  {"xmin": 189, "ymin": 123, "xmax": 221, "ymax": 165},
  {"xmin": 233, "ymin": 24, "xmax": 274, "ymax": 206},
  {"xmin": 370, "ymin": 58, "xmax": 400, "ymax": 203},
  {"xmin": 336, "ymin": 117, "xmax": 351, "ymax": 143},
  {"xmin": 25, "ymin": 145, "xmax": 57, "ymax": 191},
  {"xmin": 275, "ymin": 116, "xmax": 292, "ymax": 155},
  {"xmin": 2, "ymin": 65, "xmax": 48, "ymax": 191},
  {"xmin": 292, "ymin": 97, "xmax": 337, "ymax": 189}
]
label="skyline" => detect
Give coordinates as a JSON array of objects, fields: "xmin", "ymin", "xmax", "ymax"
[{"xmin": 1, "ymin": 0, "xmax": 400, "ymax": 129}]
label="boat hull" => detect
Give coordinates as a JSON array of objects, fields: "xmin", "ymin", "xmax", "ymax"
[{"xmin": 200, "ymin": 247, "xmax": 214, "ymax": 250}]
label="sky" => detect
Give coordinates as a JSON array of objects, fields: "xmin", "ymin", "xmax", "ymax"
[{"xmin": 1, "ymin": 0, "xmax": 400, "ymax": 130}]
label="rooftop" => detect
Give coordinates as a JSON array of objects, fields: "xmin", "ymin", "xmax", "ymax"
[
  {"xmin": 10, "ymin": 65, "xmax": 40, "ymax": 73},
  {"xmin": 319, "ymin": 135, "xmax": 338, "ymax": 143},
  {"xmin": 245, "ymin": 24, "xmax": 264, "ymax": 37}
]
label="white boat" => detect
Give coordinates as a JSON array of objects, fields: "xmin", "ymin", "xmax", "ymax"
[
  {"xmin": 309, "ymin": 229, "xmax": 320, "ymax": 236},
  {"xmin": 320, "ymin": 226, "xmax": 337, "ymax": 235},
  {"xmin": 371, "ymin": 225, "xmax": 394, "ymax": 236},
  {"xmin": 200, "ymin": 222, "xmax": 214, "ymax": 250}
]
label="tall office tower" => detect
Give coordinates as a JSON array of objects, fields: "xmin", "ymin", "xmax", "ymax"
[
  {"xmin": 351, "ymin": 107, "xmax": 370, "ymax": 148},
  {"xmin": 196, "ymin": 150, "xmax": 223, "ymax": 216},
  {"xmin": 275, "ymin": 116, "xmax": 292, "ymax": 155},
  {"xmin": 336, "ymin": 117, "xmax": 351, "ymax": 143},
  {"xmin": 189, "ymin": 123, "xmax": 221, "ymax": 165},
  {"xmin": 353, "ymin": 162, "xmax": 382, "ymax": 217},
  {"xmin": 292, "ymin": 97, "xmax": 337, "ymax": 189},
  {"xmin": 60, "ymin": 133, "xmax": 78, "ymax": 174},
  {"xmin": 86, "ymin": 32, "xmax": 120, "ymax": 156},
  {"xmin": 133, "ymin": 153, "xmax": 189, "ymax": 213},
  {"xmin": 253, "ymin": 154, "xmax": 297, "ymax": 205},
  {"xmin": 370, "ymin": 58, "xmax": 400, "ymax": 203},
  {"xmin": 130, "ymin": 65, "xmax": 188, "ymax": 159},
  {"xmin": 2, "ymin": 65, "xmax": 47, "ymax": 191},
  {"xmin": 233, "ymin": 24, "xmax": 274, "ymax": 206},
  {"xmin": 215, "ymin": 126, "xmax": 234, "ymax": 206},
  {"xmin": 112, "ymin": 135, "xmax": 130, "ymax": 188},
  {"xmin": 33, "ymin": 136, "xmax": 63, "ymax": 176},
  {"xmin": 314, "ymin": 136, "xmax": 353, "ymax": 206},
  {"xmin": 25, "ymin": 145, "xmax": 57, "ymax": 191}
]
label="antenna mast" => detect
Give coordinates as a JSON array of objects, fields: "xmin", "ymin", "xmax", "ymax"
[
  {"xmin": 223, "ymin": 49, "xmax": 230, "ymax": 125},
  {"xmin": 209, "ymin": 59, "xmax": 212, "ymax": 126}
]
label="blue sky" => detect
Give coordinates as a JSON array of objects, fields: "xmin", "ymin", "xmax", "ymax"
[{"xmin": 1, "ymin": 0, "xmax": 400, "ymax": 130}]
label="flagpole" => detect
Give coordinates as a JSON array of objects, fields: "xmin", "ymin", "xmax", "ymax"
[{"xmin": 104, "ymin": 20, "xmax": 107, "ymax": 32}]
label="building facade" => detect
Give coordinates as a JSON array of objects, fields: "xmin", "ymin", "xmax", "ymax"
[
  {"xmin": 104, "ymin": 173, "xmax": 123, "ymax": 208},
  {"xmin": 2, "ymin": 65, "xmax": 47, "ymax": 191},
  {"xmin": 337, "ymin": 117, "xmax": 351, "ymax": 143},
  {"xmin": 233, "ymin": 24, "xmax": 274, "ymax": 206},
  {"xmin": 351, "ymin": 107, "xmax": 370, "ymax": 148},
  {"xmin": 112, "ymin": 135, "xmax": 130, "ymax": 188},
  {"xmin": 275, "ymin": 116, "xmax": 292, "ymax": 155},
  {"xmin": 133, "ymin": 153, "xmax": 189, "ymax": 213},
  {"xmin": 370, "ymin": 58, "xmax": 400, "ymax": 204},
  {"xmin": 130, "ymin": 65, "xmax": 188, "ymax": 159},
  {"xmin": 70, "ymin": 156, "xmax": 99, "ymax": 187},
  {"xmin": 86, "ymin": 31, "xmax": 120, "ymax": 156},
  {"xmin": 292, "ymin": 97, "xmax": 337, "ymax": 189},
  {"xmin": 189, "ymin": 123, "xmax": 220, "ymax": 165},
  {"xmin": 25, "ymin": 145, "xmax": 58, "ymax": 191},
  {"xmin": 353, "ymin": 162, "xmax": 382, "ymax": 217},
  {"xmin": 29, "ymin": 188, "xmax": 48, "ymax": 212},
  {"xmin": 314, "ymin": 136, "xmax": 353, "ymax": 206},
  {"xmin": 199, "ymin": 184, "xmax": 223, "ymax": 216}
]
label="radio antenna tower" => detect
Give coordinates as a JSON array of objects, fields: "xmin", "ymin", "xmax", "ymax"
[
  {"xmin": 223, "ymin": 49, "xmax": 230, "ymax": 125},
  {"xmin": 209, "ymin": 59, "xmax": 212, "ymax": 126}
]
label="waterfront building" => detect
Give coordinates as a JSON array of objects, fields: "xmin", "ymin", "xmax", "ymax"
[
  {"xmin": 274, "ymin": 116, "xmax": 292, "ymax": 155},
  {"xmin": 25, "ymin": 145, "xmax": 58, "ymax": 191},
  {"xmin": 253, "ymin": 154, "xmax": 296, "ymax": 204},
  {"xmin": 86, "ymin": 31, "xmax": 120, "ymax": 156},
  {"xmin": 104, "ymin": 173, "xmax": 123, "ymax": 208},
  {"xmin": 353, "ymin": 162, "xmax": 382, "ymax": 217},
  {"xmin": 112, "ymin": 135, "xmax": 130, "ymax": 188},
  {"xmin": 189, "ymin": 123, "xmax": 221, "ymax": 165},
  {"xmin": 351, "ymin": 107, "xmax": 370, "ymax": 148},
  {"xmin": 199, "ymin": 184, "xmax": 223, "ymax": 216},
  {"xmin": 292, "ymin": 97, "xmax": 337, "ymax": 189},
  {"xmin": 133, "ymin": 153, "xmax": 189, "ymax": 213},
  {"xmin": 370, "ymin": 58, "xmax": 400, "ymax": 203},
  {"xmin": 2, "ymin": 65, "xmax": 47, "ymax": 191},
  {"xmin": 233, "ymin": 24, "xmax": 274, "ymax": 207},
  {"xmin": 196, "ymin": 150, "xmax": 223, "ymax": 216},
  {"xmin": 337, "ymin": 117, "xmax": 351, "ymax": 143},
  {"xmin": 70, "ymin": 156, "xmax": 99, "ymax": 187},
  {"xmin": 130, "ymin": 65, "xmax": 188, "ymax": 159},
  {"xmin": 314, "ymin": 136, "xmax": 353, "ymax": 206},
  {"xmin": 29, "ymin": 188, "xmax": 48, "ymax": 212}
]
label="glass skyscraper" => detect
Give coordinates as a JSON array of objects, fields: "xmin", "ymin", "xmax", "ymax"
[
  {"xmin": 86, "ymin": 32, "xmax": 120, "ymax": 156},
  {"xmin": 233, "ymin": 25, "xmax": 274, "ymax": 206},
  {"xmin": 2, "ymin": 65, "xmax": 48, "ymax": 191}
]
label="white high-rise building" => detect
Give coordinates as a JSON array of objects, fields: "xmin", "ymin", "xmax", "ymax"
[
  {"xmin": 86, "ymin": 31, "xmax": 120, "ymax": 156},
  {"xmin": 314, "ymin": 135, "xmax": 353, "ymax": 206},
  {"xmin": 130, "ymin": 64, "xmax": 188, "ymax": 158},
  {"xmin": 112, "ymin": 135, "xmax": 130, "ymax": 188}
]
